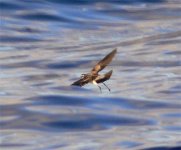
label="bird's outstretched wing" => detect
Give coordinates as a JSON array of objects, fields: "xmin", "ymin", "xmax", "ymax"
[
  {"xmin": 71, "ymin": 76, "xmax": 90, "ymax": 86},
  {"xmin": 95, "ymin": 70, "xmax": 113, "ymax": 83},
  {"xmin": 91, "ymin": 48, "xmax": 117, "ymax": 74}
]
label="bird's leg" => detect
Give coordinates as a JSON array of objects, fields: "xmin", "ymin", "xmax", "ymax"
[
  {"xmin": 98, "ymin": 85, "xmax": 102, "ymax": 93},
  {"xmin": 93, "ymin": 80, "xmax": 102, "ymax": 93},
  {"xmin": 102, "ymin": 82, "xmax": 111, "ymax": 92}
]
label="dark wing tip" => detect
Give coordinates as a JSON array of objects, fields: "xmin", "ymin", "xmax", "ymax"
[
  {"xmin": 71, "ymin": 81, "xmax": 84, "ymax": 86},
  {"xmin": 96, "ymin": 70, "xmax": 113, "ymax": 83},
  {"xmin": 71, "ymin": 79, "xmax": 83, "ymax": 86},
  {"xmin": 71, "ymin": 82, "xmax": 81, "ymax": 86},
  {"xmin": 112, "ymin": 48, "xmax": 117, "ymax": 54},
  {"xmin": 71, "ymin": 77, "xmax": 89, "ymax": 87},
  {"xmin": 105, "ymin": 70, "xmax": 113, "ymax": 78},
  {"xmin": 104, "ymin": 48, "xmax": 117, "ymax": 59}
]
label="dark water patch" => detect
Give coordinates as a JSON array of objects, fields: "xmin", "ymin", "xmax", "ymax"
[
  {"xmin": 0, "ymin": 103, "xmax": 154, "ymax": 132},
  {"xmin": 148, "ymin": 39, "xmax": 181, "ymax": 46},
  {"xmin": 121, "ymin": 68, "xmax": 140, "ymax": 72},
  {"xmin": 159, "ymin": 85, "xmax": 181, "ymax": 95},
  {"xmin": 162, "ymin": 113, "xmax": 181, "ymax": 118},
  {"xmin": 17, "ymin": 12, "xmax": 74, "ymax": 23},
  {"xmin": 46, "ymin": 60, "xmax": 91, "ymax": 69},
  {"xmin": 22, "ymin": 73, "xmax": 62, "ymax": 87},
  {"xmin": 43, "ymin": 114, "xmax": 153, "ymax": 131},
  {"xmin": 32, "ymin": 82, "xmax": 53, "ymax": 87},
  {"xmin": 0, "ymin": 59, "xmax": 47, "ymax": 69},
  {"xmin": 0, "ymin": 113, "xmax": 48, "ymax": 131},
  {"xmin": 61, "ymin": 22, "xmax": 100, "ymax": 30},
  {"xmin": 0, "ymin": 1, "xmax": 23, "ymax": 10},
  {"xmin": 118, "ymin": 60, "xmax": 181, "ymax": 67},
  {"xmin": 0, "ymin": 35, "xmax": 42, "ymax": 43},
  {"xmin": 134, "ymin": 51, "xmax": 153, "ymax": 56},
  {"xmin": 141, "ymin": 146, "xmax": 181, "ymax": 150},
  {"xmin": 0, "ymin": 54, "xmax": 28, "ymax": 60},
  {"xmin": 26, "ymin": 95, "xmax": 181, "ymax": 110},
  {"xmin": 12, "ymin": 26, "xmax": 45, "ymax": 33},
  {"xmin": 45, "ymin": 0, "xmax": 165, "ymax": 5},
  {"xmin": 23, "ymin": 73, "xmax": 60, "ymax": 82},
  {"xmin": 0, "ymin": 94, "xmax": 179, "ymax": 132},
  {"xmin": 0, "ymin": 104, "xmax": 54, "ymax": 131},
  {"xmin": 164, "ymin": 126, "xmax": 181, "ymax": 131},
  {"xmin": 0, "ymin": 143, "xmax": 28, "ymax": 148},
  {"xmin": 163, "ymin": 50, "xmax": 181, "ymax": 55},
  {"xmin": 171, "ymin": 85, "xmax": 181, "ymax": 89},
  {"xmin": 159, "ymin": 90, "xmax": 181, "ymax": 94},
  {"xmin": 0, "ymin": 105, "xmax": 21, "ymax": 116},
  {"xmin": 26, "ymin": 95, "xmax": 93, "ymax": 106}
]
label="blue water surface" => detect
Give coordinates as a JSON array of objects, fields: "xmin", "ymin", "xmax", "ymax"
[{"xmin": 0, "ymin": 0, "xmax": 181, "ymax": 150}]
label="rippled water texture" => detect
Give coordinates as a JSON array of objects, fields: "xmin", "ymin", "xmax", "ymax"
[{"xmin": 0, "ymin": 0, "xmax": 181, "ymax": 150}]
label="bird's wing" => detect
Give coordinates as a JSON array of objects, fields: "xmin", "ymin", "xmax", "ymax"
[
  {"xmin": 71, "ymin": 77, "xmax": 90, "ymax": 87},
  {"xmin": 95, "ymin": 70, "xmax": 113, "ymax": 83},
  {"xmin": 91, "ymin": 48, "xmax": 117, "ymax": 74}
]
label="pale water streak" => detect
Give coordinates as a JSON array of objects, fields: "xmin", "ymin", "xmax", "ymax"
[{"xmin": 0, "ymin": 0, "xmax": 181, "ymax": 150}]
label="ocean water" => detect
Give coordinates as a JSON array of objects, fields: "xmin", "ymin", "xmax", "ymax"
[{"xmin": 0, "ymin": 0, "xmax": 181, "ymax": 150}]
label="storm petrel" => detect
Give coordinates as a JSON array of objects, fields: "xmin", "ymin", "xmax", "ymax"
[{"xmin": 71, "ymin": 48, "xmax": 117, "ymax": 92}]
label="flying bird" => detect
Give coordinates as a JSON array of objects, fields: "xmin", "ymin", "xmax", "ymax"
[{"xmin": 71, "ymin": 48, "xmax": 117, "ymax": 92}]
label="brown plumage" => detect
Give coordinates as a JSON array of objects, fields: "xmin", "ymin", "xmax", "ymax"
[{"xmin": 71, "ymin": 48, "xmax": 117, "ymax": 92}]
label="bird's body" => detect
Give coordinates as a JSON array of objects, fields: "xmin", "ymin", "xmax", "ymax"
[{"xmin": 71, "ymin": 49, "xmax": 117, "ymax": 92}]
